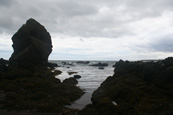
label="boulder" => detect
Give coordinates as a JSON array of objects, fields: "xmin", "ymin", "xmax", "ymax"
[
  {"xmin": 67, "ymin": 71, "xmax": 78, "ymax": 75},
  {"xmin": 74, "ymin": 75, "xmax": 81, "ymax": 79},
  {"xmin": 91, "ymin": 89, "xmax": 105, "ymax": 104},
  {"xmin": 53, "ymin": 70, "xmax": 62, "ymax": 75},
  {"xmin": 9, "ymin": 18, "xmax": 52, "ymax": 64},
  {"xmin": 98, "ymin": 67, "xmax": 104, "ymax": 69},
  {"xmin": 63, "ymin": 77, "xmax": 78, "ymax": 85},
  {"xmin": 62, "ymin": 62, "xmax": 73, "ymax": 66},
  {"xmin": 90, "ymin": 62, "xmax": 108, "ymax": 67},
  {"xmin": 76, "ymin": 61, "xmax": 90, "ymax": 64}
]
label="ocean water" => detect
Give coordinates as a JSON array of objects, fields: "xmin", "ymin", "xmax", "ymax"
[{"xmin": 50, "ymin": 61, "xmax": 115, "ymax": 109}]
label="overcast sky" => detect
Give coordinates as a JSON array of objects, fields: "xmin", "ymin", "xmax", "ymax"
[{"xmin": 0, "ymin": 0, "xmax": 173, "ymax": 60}]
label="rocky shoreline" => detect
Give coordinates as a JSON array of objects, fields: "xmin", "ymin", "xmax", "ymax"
[
  {"xmin": 0, "ymin": 19, "xmax": 84, "ymax": 115},
  {"xmin": 0, "ymin": 59, "xmax": 84, "ymax": 114},
  {"xmin": 0, "ymin": 18, "xmax": 172, "ymax": 114},
  {"xmin": 79, "ymin": 57, "xmax": 173, "ymax": 115},
  {"xmin": 1, "ymin": 58, "xmax": 173, "ymax": 115}
]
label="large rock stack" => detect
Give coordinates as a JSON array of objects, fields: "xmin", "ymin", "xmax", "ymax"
[{"xmin": 9, "ymin": 18, "xmax": 52, "ymax": 64}]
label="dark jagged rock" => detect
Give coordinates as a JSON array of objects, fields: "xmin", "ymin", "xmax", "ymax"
[
  {"xmin": 90, "ymin": 62, "xmax": 108, "ymax": 67},
  {"xmin": 0, "ymin": 64, "xmax": 84, "ymax": 113},
  {"xmin": 67, "ymin": 71, "xmax": 78, "ymax": 75},
  {"xmin": 0, "ymin": 19, "xmax": 84, "ymax": 114},
  {"xmin": 74, "ymin": 75, "xmax": 81, "ymax": 79},
  {"xmin": 63, "ymin": 77, "xmax": 78, "ymax": 85},
  {"xmin": 53, "ymin": 70, "xmax": 62, "ymax": 75},
  {"xmin": 76, "ymin": 61, "xmax": 90, "ymax": 64},
  {"xmin": 98, "ymin": 67, "xmax": 104, "ymax": 69},
  {"xmin": 9, "ymin": 18, "xmax": 52, "ymax": 64},
  {"xmin": 47, "ymin": 62, "xmax": 59, "ymax": 69},
  {"xmin": 0, "ymin": 58, "xmax": 8, "ymax": 72},
  {"xmin": 84, "ymin": 57, "xmax": 173, "ymax": 115},
  {"xmin": 62, "ymin": 62, "xmax": 74, "ymax": 66},
  {"xmin": 91, "ymin": 89, "xmax": 105, "ymax": 104},
  {"xmin": 0, "ymin": 58, "xmax": 8, "ymax": 65}
]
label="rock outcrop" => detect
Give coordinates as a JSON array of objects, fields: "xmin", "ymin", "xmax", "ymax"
[
  {"xmin": 74, "ymin": 75, "xmax": 82, "ymax": 79},
  {"xmin": 80, "ymin": 57, "xmax": 173, "ymax": 115},
  {"xmin": 9, "ymin": 18, "xmax": 52, "ymax": 64},
  {"xmin": 63, "ymin": 77, "xmax": 78, "ymax": 85},
  {"xmin": 0, "ymin": 19, "xmax": 85, "ymax": 114},
  {"xmin": 90, "ymin": 62, "xmax": 108, "ymax": 67},
  {"xmin": 76, "ymin": 61, "xmax": 90, "ymax": 64}
]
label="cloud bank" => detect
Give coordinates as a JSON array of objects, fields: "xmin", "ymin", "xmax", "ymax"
[{"xmin": 0, "ymin": 0, "xmax": 173, "ymax": 60}]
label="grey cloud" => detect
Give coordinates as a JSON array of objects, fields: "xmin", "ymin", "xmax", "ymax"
[
  {"xmin": 150, "ymin": 35, "xmax": 173, "ymax": 52},
  {"xmin": 133, "ymin": 34, "xmax": 173, "ymax": 53},
  {"xmin": 0, "ymin": 0, "xmax": 15, "ymax": 7},
  {"xmin": 0, "ymin": 0, "xmax": 173, "ymax": 38},
  {"xmin": 0, "ymin": 0, "xmax": 99, "ymax": 34},
  {"xmin": 105, "ymin": 0, "xmax": 173, "ymax": 22},
  {"xmin": 57, "ymin": 1, "xmax": 98, "ymax": 16},
  {"xmin": 0, "ymin": 0, "xmax": 173, "ymax": 60}
]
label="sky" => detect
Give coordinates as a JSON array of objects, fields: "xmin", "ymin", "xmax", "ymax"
[{"xmin": 0, "ymin": 0, "xmax": 173, "ymax": 60}]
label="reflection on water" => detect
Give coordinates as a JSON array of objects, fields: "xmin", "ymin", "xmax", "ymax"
[{"xmin": 65, "ymin": 92, "xmax": 93, "ymax": 109}]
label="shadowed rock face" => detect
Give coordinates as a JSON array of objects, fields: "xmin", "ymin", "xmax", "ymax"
[
  {"xmin": 88, "ymin": 57, "xmax": 173, "ymax": 114},
  {"xmin": 9, "ymin": 18, "xmax": 52, "ymax": 64}
]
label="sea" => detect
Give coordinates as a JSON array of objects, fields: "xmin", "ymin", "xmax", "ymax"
[{"xmin": 49, "ymin": 60, "xmax": 116, "ymax": 109}]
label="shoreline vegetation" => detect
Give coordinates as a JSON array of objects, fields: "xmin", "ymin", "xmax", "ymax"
[{"xmin": 0, "ymin": 19, "xmax": 172, "ymax": 114}]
